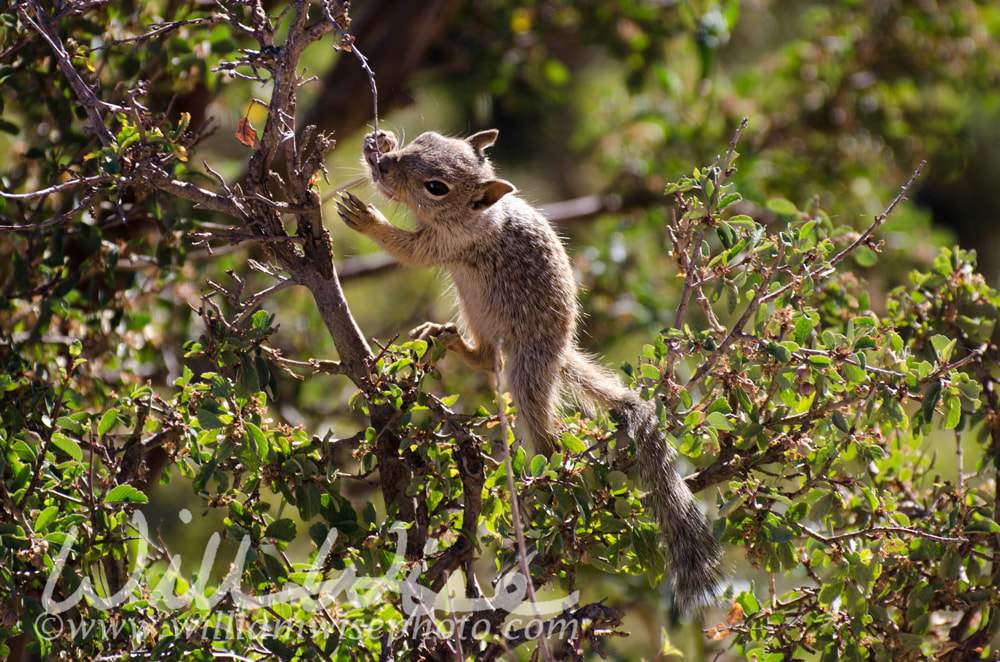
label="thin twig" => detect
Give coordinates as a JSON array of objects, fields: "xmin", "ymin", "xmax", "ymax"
[
  {"xmin": 760, "ymin": 161, "xmax": 925, "ymax": 305},
  {"xmin": 91, "ymin": 15, "xmax": 223, "ymax": 49},
  {"xmin": 0, "ymin": 174, "xmax": 109, "ymax": 200},
  {"xmin": 494, "ymin": 343, "xmax": 554, "ymax": 662},
  {"xmin": 721, "ymin": 117, "xmax": 749, "ymax": 176},
  {"xmin": 19, "ymin": 0, "xmax": 120, "ymax": 147},
  {"xmin": 0, "ymin": 198, "xmax": 94, "ymax": 232},
  {"xmin": 827, "ymin": 161, "xmax": 925, "ymax": 269},
  {"xmin": 673, "ymin": 225, "xmax": 705, "ymax": 330},
  {"xmin": 323, "ymin": 5, "xmax": 379, "ymax": 138},
  {"xmin": 232, "ymin": 278, "xmax": 295, "ymax": 326},
  {"xmin": 798, "ymin": 523, "xmax": 966, "ymax": 546},
  {"xmin": 920, "ymin": 343, "xmax": 988, "ymax": 384},
  {"xmin": 687, "ymin": 243, "xmax": 786, "ymax": 390}
]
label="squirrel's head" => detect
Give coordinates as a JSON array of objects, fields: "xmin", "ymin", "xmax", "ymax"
[{"xmin": 362, "ymin": 129, "xmax": 516, "ymax": 219}]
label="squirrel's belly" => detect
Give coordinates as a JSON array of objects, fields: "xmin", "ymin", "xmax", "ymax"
[{"xmin": 449, "ymin": 264, "xmax": 575, "ymax": 349}]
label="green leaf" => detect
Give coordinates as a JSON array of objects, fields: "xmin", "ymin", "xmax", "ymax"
[
  {"xmin": 808, "ymin": 354, "xmax": 832, "ymax": 366},
  {"xmin": 706, "ymin": 399, "xmax": 732, "ymax": 415},
  {"xmin": 818, "ymin": 580, "xmax": 843, "ymax": 606},
  {"xmin": 34, "ymin": 505, "xmax": 59, "ymax": 532},
  {"xmin": 944, "ymin": 394, "xmax": 962, "ymax": 429},
  {"xmin": 245, "ymin": 422, "xmax": 267, "ymax": 461},
  {"xmin": 705, "ymin": 412, "xmax": 733, "ymax": 430},
  {"xmin": 764, "ymin": 519, "xmax": 796, "ymax": 543},
  {"xmin": 529, "ymin": 454, "xmax": 546, "ymax": 477},
  {"xmin": 841, "ymin": 362, "xmax": 866, "ymax": 384},
  {"xmin": 717, "ymin": 494, "xmax": 747, "ymax": 518},
  {"xmin": 263, "ymin": 637, "xmax": 296, "ymax": 659},
  {"xmin": 853, "ymin": 246, "xmax": 878, "ymax": 268},
  {"xmin": 265, "ymin": 518, "xmax": 297, "ymax": 542},
  {"xmin": 598, "ymin": 518, "xmax": 628, "ymax": 533},
  {"xmin": 639, "ymin": 363, "xmax": 661, "ymax": 380},
  {"xmin": 727, "ymin": 214, "xmax": 757, "ymax": 229},
  {"xmin": 966, "ymin": 514, "xmax": 1000, "ymax": 534},
  {"xmin": 854, "ymin": 335, "xmax": 877, "ymax": 350},
  {"xmin": 236, "ymin": 353, "xmax": 261, "ymax": 397},
  {"xmin": 958, "ymin": 379, "xmax": 982, "ymax": 403},
  {"xmin": 197, "ymin": 406, "xmax": 227, "ymax": 430},
  {"xmin": 105, "ymin": 485, "xmax": 148, "ymax": 504},
  {"xmin": 765, "ymin": 341, "xmax": 791, "ymax": 362},
  {"xmin": 607, "ymin": 470, "xmax": 629, "ymax": 494},
  {"xmin": 929, "ymin": 334, "xmax": 957, "ymax": 363},
  {"xmin": 705, "ymin": 411, "xmax": 733, "ymax": 431},
  {"xmin": 559, "ymin": 432, "xmax": 587, "ymax": 454},
  {"xmin": 50, "ymin": 432, "xmax": 83, "ymax": 461},
  {"xmin": 921, "ymin": 380, "xmax": 942, "ymax": 423},
  {"xmin": 736, "ymin": 590, "xmax": 761, "ymax": 614},
  {"xmin": 718, "ymin": 191, "xmax": 743, "ymax": 209},
  {"xmin": 766, "ymin": 198, "xmax": 798, "ymax": 216},
  {"xmin": 794, "ymin": 315, "xmax": 814, "ymax": 344},
  {"xmin": 97, "ymin": 409, "xmax": 118, "ymax": 436}
]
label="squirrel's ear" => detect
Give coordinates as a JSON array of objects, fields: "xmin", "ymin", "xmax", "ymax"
[
  {"xmin": 467, "ymin": 129, "xmax": 500, "ymax": 153},
  {"xmin": 472, "ymin": 179, "xmax": 515, "ymax": 210}
]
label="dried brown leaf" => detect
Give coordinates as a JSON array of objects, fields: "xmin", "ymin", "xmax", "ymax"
[{"xmin": 236, "ymin": 117, "xmax": 259, "ymax": 149}]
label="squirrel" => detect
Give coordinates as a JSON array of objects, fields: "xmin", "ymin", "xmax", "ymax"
[{"xmin": 336, "ymin": 128, "xmax": 724, "ymax": 606}]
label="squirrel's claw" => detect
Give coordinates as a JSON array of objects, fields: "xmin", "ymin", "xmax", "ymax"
[
  {"xmin": 335, "ymin": 191, "xmax": 370, "ymax": 231},
  {"xmin": 410, "ymin": 322, "xmax": 460, "ymax": 347}
]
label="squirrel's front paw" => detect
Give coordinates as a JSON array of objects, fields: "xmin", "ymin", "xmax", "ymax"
[
  {"xmin": 336, "ymin": 191, "xmax": 382, "ymax": 234},
  {"xmin": 410, "ymin": 322, "xmax": 460, "ymax": 347}
]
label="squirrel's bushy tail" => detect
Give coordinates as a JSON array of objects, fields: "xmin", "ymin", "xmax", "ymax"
[{"xmin": 561, "ymin": 351, "xmax": 725, "ymax": 606}]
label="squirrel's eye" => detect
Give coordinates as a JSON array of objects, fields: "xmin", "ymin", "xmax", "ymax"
[{"xmin": 424, "ymin": 180, "xmax": 450, "ymax": 196}]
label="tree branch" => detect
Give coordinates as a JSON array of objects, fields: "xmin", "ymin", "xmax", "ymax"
[{"xmin": 19, "ymin": 0, "xmax": 119, "ymax": 147}]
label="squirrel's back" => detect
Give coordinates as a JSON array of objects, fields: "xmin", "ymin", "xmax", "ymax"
[{"xmin": 448, "ymin": 195, "xmax": 577, "ymax": 359}]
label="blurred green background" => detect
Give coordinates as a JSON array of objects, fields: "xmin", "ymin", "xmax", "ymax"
[
  {"xmin": 158, "ymin": 1, "xmax": 1000, "ymax": 656},
  {"xmin": 3, "ymin": 0, "xmax": 999, "ymax": 658}
]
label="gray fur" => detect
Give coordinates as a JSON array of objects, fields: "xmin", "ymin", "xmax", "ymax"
[{"xmin": 337, "ymin": 129, "xmax": 724, "ymax": 606}]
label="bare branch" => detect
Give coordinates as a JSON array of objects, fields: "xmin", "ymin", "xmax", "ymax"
[
  {"xmin": 686, "ymin": 243, "xmax": 786, "ymax": 390},
  {"xmin": 0, "ymin": 198, "xmax": 94, "ymax": 233},
  {"xmin": 233, "ymin": 278, "xmax": 295, "ymax": 326},
  {"xmin": 493, "ymin": 342, "xmax": 555, "ymax": 662},
  {"xmin": 322, "ymin": 3, "xmax": 380, "ymax": 137},
  {"xmin": 94, "ymin": 15, "xmax": 223, "ymax": 49},
  {"xmin": 722, "ymin": 117, "xmax": 749, "ymax": 173},
  {"xmin": 760, "ymin": 161, "xmax": 925, "ymax": 305},
  {"xmin": 672, "ymin": 225, "xmax": 705, "ymax": 330},
  {"xmin": 799, "ymin": 523, "xmax": 967, "ymax": 547},
  {"xmin": 145, "ymin": 166, "xmax": 246, "ymax": 219},
  {"xmin": 0, "ymin": 174, "xmax": 110, "ymax": 200},
  {"xmin": 827, "ymin": 160, "xmax": 925, "ymax": 269},
  {"xmin": 19, "ymin": 0, "xmax": 120, "ymax": 147}
]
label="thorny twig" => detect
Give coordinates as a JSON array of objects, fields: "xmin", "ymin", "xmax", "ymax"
[
  {"xmin": 686, "ymin": 243, "xmax": 786, "ymax": 390},
  {"xmin": 759, "ymin": 160, "xmax": 926, "ymax": 305},
  {"xmin": 0, "ymin": 174, "xmax": 110, "ymax": 201},
  {"xmin": 18, "ymin": 0, "xmax": 121, "ymax": 147},
  {"xmin": 494, "ymin": 343, "xmax": 555, "ymax": 662},
  {"xmin": 322, "ymin": 4, "xmax": 380, "ymax": 138}
]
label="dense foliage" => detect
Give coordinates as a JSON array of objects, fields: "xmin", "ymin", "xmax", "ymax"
[{"xmin": 1, "ymin": 1, "xmax": 999, "ymax": 661}]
